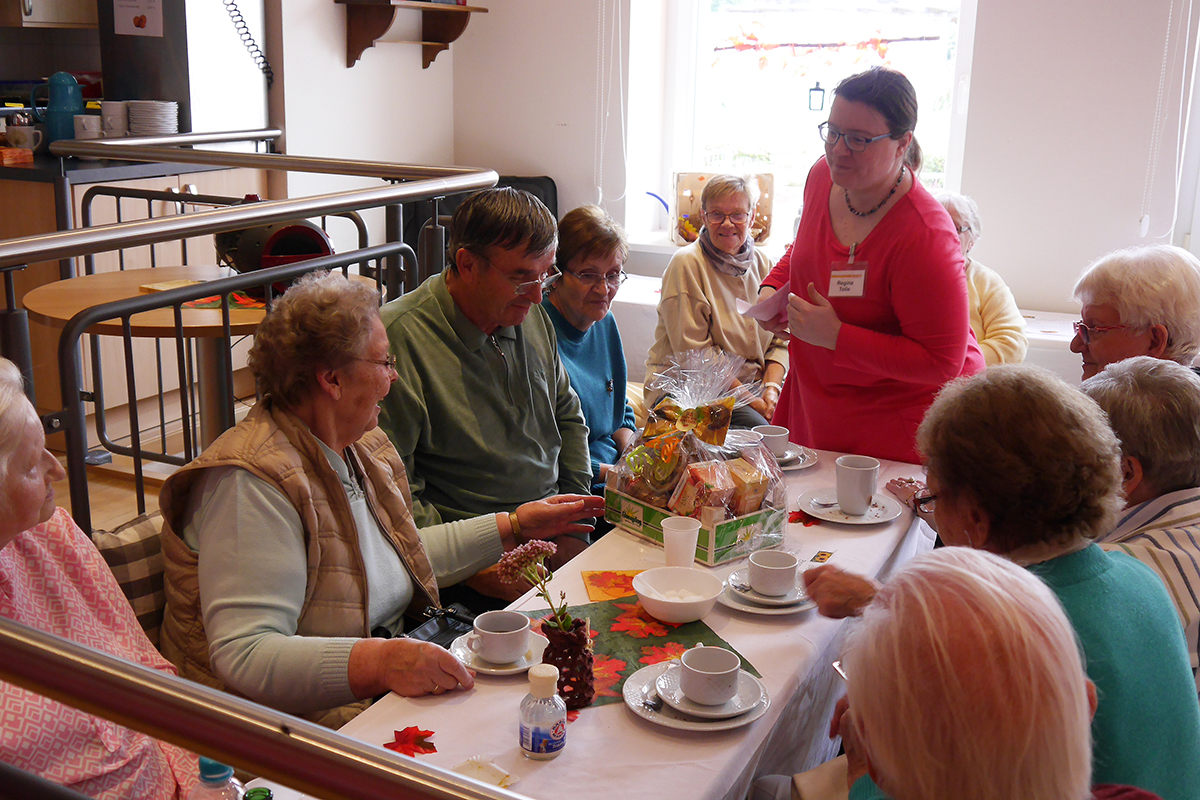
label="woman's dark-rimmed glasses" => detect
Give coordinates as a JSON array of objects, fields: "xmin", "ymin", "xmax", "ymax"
[{"xmin": 818, "ymin": 122, "xmax": 894, "ymax": 153}]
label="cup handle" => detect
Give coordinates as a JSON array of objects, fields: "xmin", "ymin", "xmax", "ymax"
[
  {"xmin": 467, "ymin": 634, "xmax": 482, "ymax": 655},
  {"xmin": 31, "ymin": 130, "xmax": 42, "ymax": 150}
]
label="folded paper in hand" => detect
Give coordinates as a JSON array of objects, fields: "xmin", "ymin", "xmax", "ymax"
[{"xmin": 737, "ymin": 280, "xmax": 791, "ymax": 326}]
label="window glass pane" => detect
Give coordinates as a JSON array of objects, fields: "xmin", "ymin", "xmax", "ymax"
[{"xmin": 691, "ymin": 0, "xmax": 961, "ymax": 254}]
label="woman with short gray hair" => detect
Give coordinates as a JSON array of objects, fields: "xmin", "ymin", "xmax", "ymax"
[
  {"xmin": 1071, "ymin": 244, "xmax": 1200, "ymax": 380},
  {"xmin": 937, "ymin": 191, "xmax": 1027, "ymax": 365}
]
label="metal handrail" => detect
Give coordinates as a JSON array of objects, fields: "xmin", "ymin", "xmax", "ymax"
[
  {"xmin": 0, "ymin": 615, "xmax": 525, "ymax": 800},
  {"xmin": 0, "ymin": 171, "xmax": 494, "ymax": 270}
]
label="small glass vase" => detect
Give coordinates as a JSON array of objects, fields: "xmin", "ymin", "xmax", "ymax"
[{"xmin": 540, "ymin": 616, "xmax": 595, "ymax": 709}]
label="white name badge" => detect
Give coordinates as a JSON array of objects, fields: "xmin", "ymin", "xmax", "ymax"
[{"xmin": 829, "ymin": 267, "xmax": 867, "ymax": 297}]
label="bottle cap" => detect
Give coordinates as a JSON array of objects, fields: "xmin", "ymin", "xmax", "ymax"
[
  {"xmin": 198, "ymin": 757, "xmax": 234, "ymax": 783},
  {"xmin": 528, "ymin": 663, "xmax": 559, "ymax": 698}
]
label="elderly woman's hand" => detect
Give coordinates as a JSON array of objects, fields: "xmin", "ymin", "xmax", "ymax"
[
  {"xmin": 803, "ymin": 564, "xmax": 880, "ymax": 618},
  {"xmin": 787, "ymin": 283, "xmax": 842, "ymax": 350},
  {"xmin": 348, "ymin": 637, "xmax": 475, "ymax": 699},
  {"xmin": 516, "ymin": 494, "xmax": 605, "ymax": 541},
  {"xmin": 830, "ymin": 698, "xmax": 870, "ymax": 788},
  {"xmin": 886, "ymin": 477, "xmax": 927, "ymax": 510}
]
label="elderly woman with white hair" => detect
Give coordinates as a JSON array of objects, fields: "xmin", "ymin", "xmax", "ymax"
[
  {"xmin": 1081, "ymin": 356, "xmax": 1200, "ymax": 684},
  {"xmin": 803, "ymin": 365, "xmax": 1200, "ymax": 800},
  {"xmin": 937, "ymin": 192, "xmax": 1027, "ymax": 365},
  {"xmin": 0, "ymin": 357, "xmax": 199, "ymax": 798},
  {"xmin": 1071, "ymin": 244, "xmax": 1200, "ymax": 380}
]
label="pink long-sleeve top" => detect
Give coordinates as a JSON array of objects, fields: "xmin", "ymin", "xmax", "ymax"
[{"xmin": 762, "ymin": 158, "xmax": 984, "ymax": 464}]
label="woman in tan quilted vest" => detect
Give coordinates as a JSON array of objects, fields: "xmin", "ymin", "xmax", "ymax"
[{"xmin": 159, "ymin": 271, "xmax": 601, "ymax": 728}]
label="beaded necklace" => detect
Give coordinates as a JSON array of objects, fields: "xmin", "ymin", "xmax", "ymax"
[{"xmin": 845, "ymin": 166, "xmax": 906, "ymax": 217}]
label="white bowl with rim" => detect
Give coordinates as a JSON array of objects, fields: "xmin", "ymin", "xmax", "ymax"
[{"xmin": 633, "ymin": 567, "xmax": 723, "ymax": 623}]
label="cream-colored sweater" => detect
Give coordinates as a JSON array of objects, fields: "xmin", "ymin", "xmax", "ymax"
[
  {"xmin": 966, "ymin": 259, "xmax": 1027, "ymax": 366},
  {"xmin": 644, "ymin": 242, "xmax": 788, "ymax": 402}
]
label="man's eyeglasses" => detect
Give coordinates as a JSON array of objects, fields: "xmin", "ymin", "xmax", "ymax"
[
  {"xmin": 478, "ymin": 254, "xmax": 561, "ymax": 295},
  {"xmin": 1072, "ymin": 320, "xmax": 1130, "ymax": 345},
  {"xmin": 567, "ymin": 269, "xmax": 629, "ymax": 289},
  {"xmin": 913, "ymin": 489, "xmax": 937, "ymax": 513},
  {"xmin": 356, "ymin": 355, "xmax": 397, "ymax": 370},
  {"xmin": 818, "ymin": 122, "xmax": 894, "ymax": 153},
  {"xmin": 704, "ymin": 210, "xmax": 750, "ymax": 225}
]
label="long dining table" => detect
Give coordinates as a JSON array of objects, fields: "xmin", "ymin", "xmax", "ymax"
[{"xmin": 322, "ymin": 449, "xmax": 935, "ymax": 800}]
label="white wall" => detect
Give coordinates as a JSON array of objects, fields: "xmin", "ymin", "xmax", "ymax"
[
  {"xmin": 267, "ymin": 0, "xmax": 457, "ymax": 251},
  {"xmin": 961, "ymin": 0, "xmax": 1197, "ymax": 312},
  {"xmin": 451, "ymin": 0, "xmax": 631, "ymax": 222}
]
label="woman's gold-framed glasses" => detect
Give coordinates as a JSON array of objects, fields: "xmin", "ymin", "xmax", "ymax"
[
  {"xmin": 357, "ymin": 355, "xmax": 397, "ymax": 370},
  {"xmin": 1072, "ymin": 320, "xmax": 1130, "ymax": 345},
  {"xmin": 568, "ymin": 269, "xmax": 629, "ymax": 289},
  {"xmin": 818, "ymin": 122, "xmax": 894, "ymax": 153},
  {"xmin": 704, "ymin": 210, "xmax": 750, "ymax": 225}
]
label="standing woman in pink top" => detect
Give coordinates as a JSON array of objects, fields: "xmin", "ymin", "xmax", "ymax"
[{"xmin": 758, "ymin": 68, "xmax": 984, "ymax": 464}]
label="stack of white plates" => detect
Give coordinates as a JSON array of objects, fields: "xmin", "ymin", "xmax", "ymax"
[{"xmin": 127, "ymin": 100, "xmax": 178, "ymax": 135}]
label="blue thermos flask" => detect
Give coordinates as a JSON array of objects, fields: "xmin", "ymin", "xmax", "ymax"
[{"xmin": 31, "ymin": 72, "xmax": 84, "ymax": 145}]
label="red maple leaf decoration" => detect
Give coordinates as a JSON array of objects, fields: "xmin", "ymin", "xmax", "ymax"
[
  {"xmin": 384, "ymin": 726, "xmax": 437, "ymax": 757},
  {"xmin": 789, "ymin": 510, "xmax": 820, "ymax": 527},
  {"xmin": 639, "ymin": 641, "xmax": 688, "ymax": 665},
  {"xmin": 610, "ymin": 602, "xmax": 679, "ymax": 638},
  {"xmin": 592, "ymin": 653, "xmax": 628, "ymax": 698},
  {"xmin": 590, "ymin": 571, "xmax": 637, "ymax": 596}
]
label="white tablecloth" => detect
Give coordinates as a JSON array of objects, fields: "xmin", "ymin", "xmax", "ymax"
[{"xmin": 334, "ymin": 450, "xmax": 934, "ymax": 800}]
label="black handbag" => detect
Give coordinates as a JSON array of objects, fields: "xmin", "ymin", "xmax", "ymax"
[{"xmin": 394, "ymin": 604, "xmax": 476, "ymax": 649}]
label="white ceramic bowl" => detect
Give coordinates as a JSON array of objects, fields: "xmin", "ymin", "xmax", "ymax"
[{"xmin": 633, "ymin": 567, "xmax": 723, "ymax": 623}]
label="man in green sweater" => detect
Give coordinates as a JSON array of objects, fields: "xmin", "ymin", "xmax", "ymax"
[{"xmin": 379, "ymin": 188, "xmax": 599, "ymax": 605}]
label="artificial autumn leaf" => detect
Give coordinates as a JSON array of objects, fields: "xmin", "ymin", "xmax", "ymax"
[
  {"xmin": 592, "ymin": 653, "xmax": 628, "ymax": 698},
  {"xmin": 640, "ymin": 641, "xmax": 688, "ymax": 665},
  {"xmin": 789, "ymin": 509, "xmax": 819, "ymax": 527},
  {"xmin": 610, "ymin": 602, "xmax": 678, "ymax": 638},
  {"xmin": 384, "ymin": 726, "xmax": 437, "ymax": 757}
]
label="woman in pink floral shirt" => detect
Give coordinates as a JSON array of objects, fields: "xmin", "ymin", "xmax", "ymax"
[{"xmin": 0, "ymin": 357, "xmax": 198, "ymax": 799}]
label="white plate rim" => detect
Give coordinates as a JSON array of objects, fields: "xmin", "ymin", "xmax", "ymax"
[
  {"xmin": 622, "ymin": 663, "xmax": 770, "ymax": 731},
  {"xmin": 449, "ymin": 631, "xmax": 548, "ymax": 675},
  {"xmin": 716, "ymin": 585, "xmax": 816, "ymax": 616},
  {"xmin": 779, "ymin": 447, "xmax": 818, "ymax": 471},
  {"xmin": 726, "ymin": 568, "xmax": 810, "ymax": 607},
  {"xmin": 654, "ymin": 663, "xmax": 766, "ymax": 719},
  {"xmin": 796, "ymin": 489, "xmax": 904, "ymax": 525}
]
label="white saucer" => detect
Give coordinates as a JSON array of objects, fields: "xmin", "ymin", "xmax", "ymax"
[
  {"xmin": 717, "ymin": 585, "xmax": 816, "ymax": 616},
  {"xmin": 726, "ymin": 568, "xmax": 810, "ymax": 607},
  {"xmin": 622, "ymin": 663, "xmax": 770, "ymax": 731},
  {"xmin": 797, "ymin": 489, "xmax": 904, "ymax": 525},
  {"xmin": 450, "ymin": 631, "xmax": 548, "ymax": 675},
  {"xmin": 655, "ymin": 664, "xmax": 766, "ymax": 719},
  {"xmin": 778, "ymin": 446, "xmax": 818, "ymax": 471}
]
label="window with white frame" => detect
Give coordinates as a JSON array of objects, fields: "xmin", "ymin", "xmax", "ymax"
[{"xmin": 627, "ymin": 0, "xmax": 963, "ymax": 260}]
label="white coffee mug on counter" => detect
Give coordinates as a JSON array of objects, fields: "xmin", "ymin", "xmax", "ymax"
[
  {"xmin": 6, "ymin": 126, "xmax": 42, "ymax": 150},
  {"xmin": 679, "ymin": 645, "xmax": 741, "ymax": 705},
  {"xmin": 466, "ymin": 610, "xmax": 530, "ymax": 664},
  {"xmin": 836, "ymin": 454, "xmax": 880, "ymax": 516}
]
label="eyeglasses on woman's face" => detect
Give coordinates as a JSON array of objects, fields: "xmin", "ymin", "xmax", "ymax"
[
  {"xmin": 356, "ymin": 354, "xmax": 397, "ymax": 370},
  {"xmin": 913, "ymin": 489, "xmax": 937, "ymax": 513},
  {"xmin": 567, "ymin": 268, "xmax": 628, "ymax": 289},
  {"xmin": 703, "ymin": 209, "xmax": 750, "ymax": 225},
  {"xmin": 818, "ymin": 121, "xmax": 894, "ymax": 153},
  {"xmin": 1072, "ymin": 320, "xmax": 1130, "ymax": 346}
]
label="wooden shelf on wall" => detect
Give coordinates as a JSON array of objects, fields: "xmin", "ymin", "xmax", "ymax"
[{"xmin": 334, "ymin": 1, "xmax": 488, "ymax": 68}]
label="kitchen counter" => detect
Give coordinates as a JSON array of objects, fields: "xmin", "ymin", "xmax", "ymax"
[{"xmin": 0, "ymin": 153, "xmax": 230, "ymax": 184}]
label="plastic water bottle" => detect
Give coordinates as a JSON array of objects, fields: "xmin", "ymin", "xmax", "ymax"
[
  {"xmin": 188, "ymin": 757, "xmax": 245, "ymax": 800},
  {"xmin": 519, "ymin": 663, "xmax": 567, "ymax": 759}
]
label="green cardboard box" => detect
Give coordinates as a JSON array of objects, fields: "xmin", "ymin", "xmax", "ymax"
[{"xmin": 604, "ymin": 487, "xmax": 785, "ymax": 566}]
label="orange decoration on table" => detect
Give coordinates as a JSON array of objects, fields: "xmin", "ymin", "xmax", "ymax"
[
  {"xmin": 384, "ymin": 726, "xmax": 437, "ymax": 757},
  {"xmin": 789, "ymin": 509, "xmax": 820, "ymax": 527},
  {"xmin": 581, "ymin": 570, "xmax": 642, "ymax": 602}
]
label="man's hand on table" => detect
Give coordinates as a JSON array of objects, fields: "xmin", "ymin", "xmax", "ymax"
[
  {"xmin": 515, "ymin": 494, "xmax": 606, "ymax": 542},
  {"xmin": 803, "ymin": 564, "xmax": 880, "ymax": 618},
  {"xmin": 348, "ymin": 637, "xmax": 475, "ymax": 699}
]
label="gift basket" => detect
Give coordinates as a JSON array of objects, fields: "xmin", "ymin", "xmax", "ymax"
[{"xmin": 604, "ymin": 350, "xmax": 786, "ymax": 565}]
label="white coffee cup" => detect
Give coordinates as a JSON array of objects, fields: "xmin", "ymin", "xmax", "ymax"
[
  {"xmin": 466, "ymin": 610, "xmax": 530, "ymax": 664},
  {"xmin": 836, "ymin": 454, "xmax": 881, "ymax": 516},
  {"xmin": 752, "ymin": 424, "xmax": 790, "ymax": 457},
  {"xmin": 662, "ymin": 516, "xmax": 701, "ymax": 567},
  {"xmin": 748, "ymin": 549, "xmax": 800, "ymax": 596},
  {"xmin": 6, "ymin": 126, "xmax": 42, "ymax": 150},
  {"xmin": 73, "ymin": 114, "xmax": 101, "ymax": 134},
  {"xmin": 679, "ymin": 645, "xmax": 741, "ymax": 705}
]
